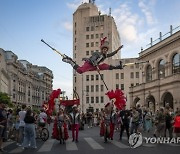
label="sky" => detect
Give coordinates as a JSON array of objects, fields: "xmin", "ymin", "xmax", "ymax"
[{"xmin": 0, "ymin": 0, "xmax": 180, "ymax": 98}]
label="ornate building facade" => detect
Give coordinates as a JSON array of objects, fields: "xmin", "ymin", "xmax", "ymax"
[
  {"xmin": 129, "ymin": 27, "xmax": 180, "ymax": 112},
  {"xmin": 0, "ymin": 48, "xmax": 53, "ymax": 108}
]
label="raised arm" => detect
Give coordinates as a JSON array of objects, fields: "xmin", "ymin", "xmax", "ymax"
[{"xmin": 107, "ymin": 45, "xmax": 123, "ymax": 58}]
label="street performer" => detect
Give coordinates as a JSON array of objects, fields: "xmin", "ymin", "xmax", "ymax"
[
  {"xmin": 100, "ymin": 102, "xmax": 113, "ymax": 143},
  {"xmin": 69, "ymin": 105, "xmax": 80, "ymax": 142},
  {"xmin": 62, "ymin": 37, "xmax": 123, "ymax": 74}
]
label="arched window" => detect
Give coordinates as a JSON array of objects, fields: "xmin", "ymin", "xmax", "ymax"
[
  {"xmin": 146, "ymin": 65, "xmax": 152, "ymax": 82},
  {"xmin": 172, "ymin": 53, "xmax": 180, "ymax": 74},
  {"xmin": 158, "ymin": 59, "xmax": 165, "ymax": 78}
]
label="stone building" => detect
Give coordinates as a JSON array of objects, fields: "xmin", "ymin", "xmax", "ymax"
[
  {"xmin": 129, "ymin": 26, "xmax": 180, "ymax": 112},
  {"xmin": 73, "ymin": 1, "xmax": 141, "ymax": 112},
  {"xmin": 0, "ymin": 48, "xmax": 53, "ymax": 108}
]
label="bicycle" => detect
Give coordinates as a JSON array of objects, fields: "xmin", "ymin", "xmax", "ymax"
[{"xmin": 36, "ymin": 123, "xmax": 49, "ymax": 141}]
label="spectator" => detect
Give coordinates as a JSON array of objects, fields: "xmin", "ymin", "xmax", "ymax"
[
  {"xmin": 17, "ymin": 104, "xmax": 26, "ymax": 146},
  {"xmin": 0, "ymin": 103, "xmax": 7, "ymax": 152},
  {"xmin": 144, "ymin": 108, "xmax": 152, "ymax": 132},
  {"xmin": 130, "ymin": 107, "xmax": 139, "ymax": 134},
  {"xmin": 7, "ymin": 109, "xmax": 14, "ymax": 140},
  {"xmin": 173, "ymin": 111, "xmax": 180, "ymax": 137},
  {"xmin": 22, "ymin": 108, "xmax": 36, "ymax": 149},
  {"xmin": 164, "ymin": 108, "xmax": 173, "ymax": 138},
  {"xmin": 119, "ymin": 105, "xmax": 130, "ymax": 140},
  {"xmin": 156, "ymin": 107, "xmax": 166, "ymax": 137}
]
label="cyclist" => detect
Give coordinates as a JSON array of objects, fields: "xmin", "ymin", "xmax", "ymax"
[{"xmin": 38, "ymin": 109, "xmax": 47, "ymax": 128}]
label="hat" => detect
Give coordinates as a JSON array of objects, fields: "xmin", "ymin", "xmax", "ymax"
[
  {"xmin": 100, "ymin": 37, "xmax": 109, "ymax": 50},
  {"xmin": 72, "ymin": 104, "xmax": 78, "ymax": 108}
]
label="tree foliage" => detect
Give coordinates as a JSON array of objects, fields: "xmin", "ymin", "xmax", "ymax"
[{"xmin": 0, "ymin": 92, "xmax": 11, "ymax": 105}]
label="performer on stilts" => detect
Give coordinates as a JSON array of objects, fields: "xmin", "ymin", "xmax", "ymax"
[
  {"xmin": 52, "ymin": 106, "xmax": 69, "ymax": 144},
  {"xmin": 57, "ymin": 106, "xmax": 69, "ymax": 144},
  {"xmin": 62, "ymin": 37, "xmax": 123, "ymax": 74},
  {"xmin": 69, "ymin": 105, "xmax": 80, "ymax": 142},
  {"xmin": 100, "ymin": 102, "xmax": 113, "ymax": 143}
]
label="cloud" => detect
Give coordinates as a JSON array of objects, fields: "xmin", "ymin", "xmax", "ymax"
[
  {"xmin": 138, "ymin": 0, "xmax": 157, "ymax": 25},
  {"xmin": 63, "ymin": 22, "xmax": 73, "ymax": 32},
  {"xmin": 112, "ymin": 3, "xmax": 141, "ymax": 43}
]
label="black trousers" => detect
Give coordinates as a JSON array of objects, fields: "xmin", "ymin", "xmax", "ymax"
[{"xmin": 120, "ymin": 123, "xmax": 129, "ymax": 140}]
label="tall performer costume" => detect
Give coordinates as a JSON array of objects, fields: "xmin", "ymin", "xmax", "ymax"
[
  {"xmin": 69, "ymin": 105, "xmax": 80, "ymax": 142},
  {"xmin": 100, "ymin": 102, "xmax": 112, "ymax": 143},
  {"xmin": 56, "ymin": 107, "xmax": 69, "ymax": 144},
  {"xmin": 62, "ymin": 37, "xmax": 123, "ymax": 74}
]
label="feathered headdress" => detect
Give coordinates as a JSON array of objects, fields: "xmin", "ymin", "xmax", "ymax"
[
  {"xmin": 105, "ymin": 89, "xmax": 126, "ymax": 110},
  {"xmin": 100, "ymin": 37, "xmax": 109, "ymax": 50}
]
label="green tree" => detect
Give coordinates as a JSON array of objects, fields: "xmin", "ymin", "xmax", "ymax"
[
  {"xmin": 0, "ymin": 92, "xmax": 14, "ymax": 108},
  {"xmin": 0, "ymin": 92, "xmax": 11, "ymax": 105}
]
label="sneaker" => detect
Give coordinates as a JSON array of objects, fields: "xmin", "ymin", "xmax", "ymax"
[
  {"xmin": 18, "ymin": 144, "xmax": 22, "ymax": 147},
  {"xmin": 62, "ymin": 56, "xmax": 72, "ymax": 63}
]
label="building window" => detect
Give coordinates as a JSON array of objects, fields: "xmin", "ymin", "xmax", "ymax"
[
  {"xmin": 116, "ymin": 73, "xmax": 119, "ymax": 79},
  {"xmin": 96, "ymin": 85, "xmax": 99, "ymax": 92},
  {"xmin": 136, "ymin": 72, "xmax": 139, "ymax": 78},
  {"xmin": 91, "ymin": 42, "xmax": 94, "ymax": 47},
  {"xmin": 74, "ymin": 46, "xmax": 76, "ymax": 50},
  {"xmin": 100, "ymin": 33, "xmax": 103, "ymax": 38},
  {"xmin": 130, "ymin": 72, "xmax": 134, "ymax": 78},
  {"xmin": 158, "ymin": 59, "xmax": 166, "ymax": 79},
  {"xmin": 91, "ymin": 34, "xmax": 94, "ymax": 39},
  {"xmin": 86, "ymin": 27, "xmax": 89, "ymax": 31},
  {"xmin": 95, "ymin": 42, "xmax": 99, "ymax": 47},
  {"xmin": 91, "ymin": 97, "xmax": 94, "ymax": 103},
  {"xmin": 86, "ymin": 86, "xmax": 89, "ymax": 92},
  {"xmin": 75, "ymin": 22, "xmax": 76, "ymax": 27},
  {"xmin": 131, "ymin": 83, "xmax": 134, "ymax": 87},
  {"xmin": 121, "ymin": 73, "xmax": 124, "ymax": 79},
  {"xmin": 86, "ymin": 97, "xmax": 89, "ymax": 103},
  {"xmin": 121, "ymin": 84, "xmax": 124, "ymax": 90},
  {"xmin": 91, "ymin": 26, "xmax": 94, "ymax": 31},
  {"xmin": 146, "ymin": 65, "xmax": 152, "ymax": 82},
  {"xmin": 96, "ymin": 34, "xmax": 99, "ymax": 38},
  {"xmin": 101, "ymin": 96, "xmax": 104, "ymax": 103},
  {"xmin": 96, "ymin": 75, "xmax": 99, "ymax": 80},
  {"xmin": 91, "ymin": 50, "xmax": 94, "ymax": 55},
  {"xmin": 86, "ymin": 75, "xmax": 89, "ymax": 81},
  {"xmin": 172, "ymin": 53, "xmax": 180, "ymax": 74},
  {"xmin": 75, "ymin": 38, "xmax": 76, "ymax": 42},
  {"xmin": 101, "ymin": 85, "xmax": 104, "ymax": 91},
  {"xmin": 91, "ymin": 85, "xmax": 94, "ymax": 92},
  {"xmin": 116, "ymin": 84, "xmax": 119, "ymax": 89},
  {"xmin": 91, "ymin": 75, "xmax": 94, "ymax": 81},
  {"xmin": 86, "ymin": 43, "xmax": 89, "ymax": 47},
  {"xmin": 96, "ymin": 97, "xmax": 99, "ymax": 103},
  {"xmin": 86, "ymin": 51, "xmax": 89, "ymax": 56},
  {"xmin": 74, "ymin": 76, "xmax": 76, "ymax": 83},
  {"xmin": 86, "ymin": 35, "xmax": 89, "ymax": 39},
  {"xmin": 100, "ymin": 25, "xmax": 104, "ymax": 30}
]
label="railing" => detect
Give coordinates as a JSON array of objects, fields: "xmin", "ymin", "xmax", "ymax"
[{"xmin": 143, "ymin": 25, "xmax": 180, "ymax": 50}]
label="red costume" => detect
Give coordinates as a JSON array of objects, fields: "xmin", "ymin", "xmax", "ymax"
[
  {"xmin": 62, "ymin": 37, "xmax": 123, "ymax": 74},
  {"xmin": 52, "ymin": 117, "xmax": 69, "ymax": 140},
  {"xmin": 174, "ymin": 115, "xmax": 180, "ymax": 133}
]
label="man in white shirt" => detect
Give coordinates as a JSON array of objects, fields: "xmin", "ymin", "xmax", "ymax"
[{"xmin": 17, "ymin": 104, "xmax": 26, "ymax": 146}]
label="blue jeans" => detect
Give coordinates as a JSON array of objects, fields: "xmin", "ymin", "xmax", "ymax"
[
  {"xmin": 18, "ymin": 126, "xmax": 24, "ymax": 144},
  {"xmin": 23, "ymin": 124, "xmax": 36, "ymax": 148}
]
